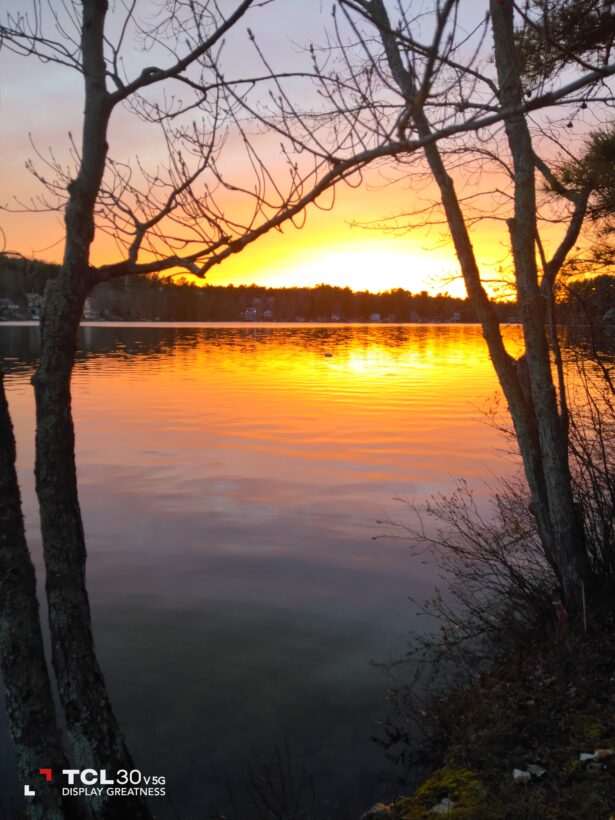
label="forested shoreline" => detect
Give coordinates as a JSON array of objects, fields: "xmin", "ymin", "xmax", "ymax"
[{"xmin": 2, "ymin": 255, "xmax": 614, "ymax": 325}]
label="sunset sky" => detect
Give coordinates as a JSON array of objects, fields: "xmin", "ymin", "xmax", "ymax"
[{"xmin": 0, "ymin": 1, "xmax": 594, "ymax": 298}]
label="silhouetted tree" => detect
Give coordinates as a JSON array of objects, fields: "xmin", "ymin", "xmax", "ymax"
[
  {"xmin": 0, "ymin": 1, "xmax": 373, "ymax": 817},
  {"xmin": 0, "ymin": 373, "xmax": 84, "ymax": 820},
  {"xmin": 1, "ymin": 2, "xmax": 615, "ymax": 813},
  {"xmin": 306, "ymin": 0, "xmax": 615, "ymax": 607}
]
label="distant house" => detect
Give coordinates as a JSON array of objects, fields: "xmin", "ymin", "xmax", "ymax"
[
  {"xmin": 26, "ymin": 292, "xmax": 43, "ymax": 319},
  {"xmin": 0, "ymin": 297, "xmax": 21, "ymax": 319},
  {"xmin": 263, "ymin": 309, "xmax": 274, "ymax": 321},
  {"xmin": 83, "ymin": 297, "xmax": 98, "ymax": 320},
  {"xmin": 243, "ymin": 307, "xmax": 257, "ymax": 321},
  {"xmin": 450, "ymin": 312, "xmax": 461, "ymax": 322},
  {"xmin": 369, "ymin": 312, "xmax": 381, "ymax": 322}
]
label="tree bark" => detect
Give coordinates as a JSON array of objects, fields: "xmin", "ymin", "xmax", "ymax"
[
  {"xmin": 33, "ymin": 278, "xmax": 152, "ymax": 820},
  {"xmin": 0, "ymin": 373, "xmax": 84, "ymax": 820},
  {"xmin": 490, "ymin": 0, "xmax": 590, "ymax": 605},
  {"xmin": 371, "ymin": 0, "xmax": 590, "ymax": 605},
  {"xmin": 30, "ymin": 2, "xmax": 152, "ymax": 817}
]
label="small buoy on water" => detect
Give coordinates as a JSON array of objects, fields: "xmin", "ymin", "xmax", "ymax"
[{"xmin": 324, "ymin": 352, "xmax": 333, "ymax": 358}]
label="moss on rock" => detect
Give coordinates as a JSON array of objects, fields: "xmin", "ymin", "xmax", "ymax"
[{"xmin": 392, "ymin": 766, "xmax": 500, "ymax": 819}]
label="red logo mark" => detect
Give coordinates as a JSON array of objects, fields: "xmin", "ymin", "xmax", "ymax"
[{"xmin": 39, "ymin": 768, "xmax": 53, "ymax": 782}]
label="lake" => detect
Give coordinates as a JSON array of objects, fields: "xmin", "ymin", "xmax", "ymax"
[{"xmin": 0, "ymin": 322, "xmax": 523, "ymax": 817}]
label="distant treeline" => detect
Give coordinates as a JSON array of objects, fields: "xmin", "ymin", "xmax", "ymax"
[
  {"xmin": 1, "ymin": 254, "xmax": 614, "ymax": 324},
  {"xmin": 86, "ymin": 277, "xmax": 500, "ymax": 323},
  {"xmin": 0, "ymin": 255, "xmax": 510, "ymax": 322}
]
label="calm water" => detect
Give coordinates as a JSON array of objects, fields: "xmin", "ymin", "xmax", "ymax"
[{"xmin": 0, "ymin": 323, "xmax": 523, "ymax": 817}]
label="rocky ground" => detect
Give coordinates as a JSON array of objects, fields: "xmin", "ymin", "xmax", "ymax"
[{"xmin": 362, "ymin": 618, "xmax": 615, "ymax": 819}]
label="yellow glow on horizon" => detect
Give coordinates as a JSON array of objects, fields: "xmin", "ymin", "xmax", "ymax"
[
  {"xmin": 199, "ymin": 229, "xmax": 468, "ymax": 296},
  {"xmin": 3, "ymin": 156, "xmax": 515, "ymax": 300},
  {"xmin": 261, "ymin": 244, "xmax": 464, "ymax": 296},
  {"xmin": 2, "ymin": 114, "xmax": 511, "ymax": 300}
]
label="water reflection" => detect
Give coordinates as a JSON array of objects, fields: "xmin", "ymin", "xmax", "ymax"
[{"xmin": 1, "ymin": 323, "xmax": 522, "ymax": 817}]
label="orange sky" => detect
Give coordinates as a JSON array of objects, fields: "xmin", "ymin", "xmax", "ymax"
[
  {"xmin": 0, "ymin": 1, "xmax": 592, "ymax": 300},
  {"xmin": 198, "ymin": 186, "xmax": 516, "ymax": 298},
  {"xmin": 0, "ymin": 131, "xmax": 513, "ymax": 299}
]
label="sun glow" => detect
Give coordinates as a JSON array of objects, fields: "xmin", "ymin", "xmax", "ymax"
[
  {"xmin": 205, "ymin": 232, "xmax": 466, "ymax": 297},
  {"xmin": 273, "ymin": 245, "xmax": 463, "ymax": 295}
]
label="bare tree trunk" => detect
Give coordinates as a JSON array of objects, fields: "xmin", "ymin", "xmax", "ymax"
[
  {"xmin": 411, "ymin": 108, "xmax": 573, "ymax": 587},
  {"xmin": 371, "ymin": 0, "xmax": 590, "ymax": 606},
  {"xmin": 33, "ymin": 275, "xmax": 152, "ymax": 820},
  {"xmin": 27, "ymin": 4, "xmax": 152, "ymax": 816},
  {"xmin": 0, "ymin": 373, "xmax": 84, "ymax": 820},
  {"xmin": 490, "ymin": 0, "xmax": 589, "ymax": 605}
]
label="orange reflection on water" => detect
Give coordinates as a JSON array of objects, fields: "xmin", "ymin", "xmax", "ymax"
[
  {"xmin": 0, "ymin": 321, "xmax": 561, "ymax": 817},
  {"xmin": 5, "ymin": 322, "xmax": 525, "ymax": 599},
  {"xmin": 66, "ymin": 323, "xmax": 523, "ymax": 490}
]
